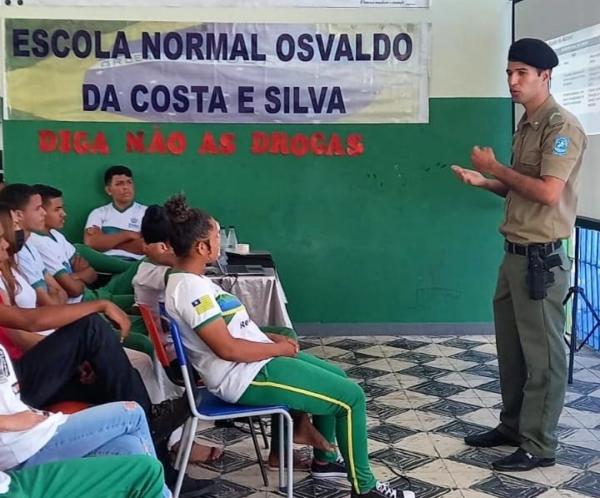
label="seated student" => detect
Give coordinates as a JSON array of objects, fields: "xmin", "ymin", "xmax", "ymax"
[
  {"xmin": 0, "ymin": 343, "xmax": 172, "ymax": 498},
  {"xmin": 135, "ymin": 205, "xmax": 334, "ymax": 468},
  {"xmin": 82, "ymin": 165, "xmax": 147, "ymax": 271},
  {"xmin": 28, "ymin": 184, "xmax": 97, "ymax": 303},
  {"xmin": 0, "ymin": 195, "xmax": 152, "ymax": 357},
  {"xmin": 0, "ymin": 185, "xmax": 68, "ymax": 307},
  {"xmin": 1, "ymin": 455, "xmax": 165, "ymax": 498},
  {"xmin": 163, "ymin": 195, "xmax": 415, "ymax": 498}
]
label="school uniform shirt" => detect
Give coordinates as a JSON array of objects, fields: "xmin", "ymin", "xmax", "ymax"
[
  {"xmin": 0, "ymin": 271, "xmax": 54, "ymax": 337},
  {"xmin": 132, "ymin": 259, "xmax": 174, "ymax": 356},
  {"xmin": 165, "ymin": 271, "xmax": 273, "ymax": 403},
  {"xmin": 84, "ymin": 202, "xmax": 147, "ymax": 260},
  {"xmin": 15, "ymin": 242, "xmax": 48, "ymax": 291},
  {"xmin": 28, "ymin": 231, "xmax": 81, "ymax": 304},
  {"xmin": 0, "ymin": 344, "xmax": 68, "ymax": 470}
]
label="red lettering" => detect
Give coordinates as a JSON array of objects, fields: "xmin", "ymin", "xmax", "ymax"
[
  {"xmin": 39, "ymin": 130, "xmax": 57, "ymax": 153},
  {"xmin": 219, "ymin": 133, "xmax": 236, "ymax": 155},
  {"xmin": 290, "ymin": 134, "xmax": 309, "ymax": 157},
  {"xmin": 250, "ymin": 132, "xmax": 269, "ymax": 154},
  {"xmin": 126, "ymin": 131, "xmax": 145, "ymax": 153},
  {"xmin": 167, "ymin": 132, "xmax": 187, "ymax": 155},
  {"xmin": 198, "ymin": 132, "xmax": 218, "ymax": 155},
  {"xmin": 346, "ymin": 133, "xmax": 364, "ymax": 157},
  {"xmin": 148, "ymin": 130, "xmax": 167, "ymax": 154}
]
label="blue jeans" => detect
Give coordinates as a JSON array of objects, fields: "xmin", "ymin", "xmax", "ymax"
[{"xmin": 22, "ymin": 402, "xmax": 171, "ymax": 498}]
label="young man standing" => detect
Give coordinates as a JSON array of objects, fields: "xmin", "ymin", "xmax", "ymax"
[{"xmin": 452, "ymin": 39, "xmax": 587, "ymax": 470}]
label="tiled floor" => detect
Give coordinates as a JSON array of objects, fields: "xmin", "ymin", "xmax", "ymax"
[{"xmin": 185, "ymin": 335, "xmax": 600, "ymax": 498}]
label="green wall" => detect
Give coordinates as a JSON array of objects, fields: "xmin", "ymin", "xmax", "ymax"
[{"xmin": 4, "ymin": 97, "xmax": 511, "ymax": 324}]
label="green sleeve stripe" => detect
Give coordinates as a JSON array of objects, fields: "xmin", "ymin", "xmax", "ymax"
[
  {"xmin": 31, "ymin": 280, "xmax": 48, "ymax": 290},
  {"xmin": 193, "ymin": 313, "xmax": 223, "ymax": 333},
  {"xmin": 53, "ymin": 269, "xmax": 68, "ymax": 278}
]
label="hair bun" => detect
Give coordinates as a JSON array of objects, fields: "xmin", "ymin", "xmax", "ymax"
[{"xmin": 164, "ymin": 194, "xmax": 191, "ymax": 223}]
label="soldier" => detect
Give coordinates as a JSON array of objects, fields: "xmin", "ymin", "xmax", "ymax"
[{"xmin": 452, "ymin": 38, "xmax": 587, "ymax": 471}]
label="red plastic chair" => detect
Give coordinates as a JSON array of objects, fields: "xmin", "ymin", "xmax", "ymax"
[
  {"xmin": 139, "ymin": 303, "xmax": 171, "ymax": 368},
  {"xmin": 45, "ymin": 401, "xmax": 90, "ymax": 414}
]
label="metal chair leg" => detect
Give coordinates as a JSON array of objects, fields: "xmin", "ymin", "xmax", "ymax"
[
  {"xmin": 249, "ymin": 417, "xmax": 269, "ymax": 487},
  {"xmin": 285, "ymin": 413, "xmax": 293, "ymax": 498},
  {"xmin": 258, "ymin": 417, "xmax": 269, "ymax": 449},
  {"xmin": 174, "ymin": 417, "xmax": 198, "ymax": 498},
  {"xmin": 278, "ymin": 413, "xmax": 284, "ymax": 493}
]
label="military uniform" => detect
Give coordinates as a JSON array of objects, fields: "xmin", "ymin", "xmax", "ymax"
[{"xmin": 494, "ymin": 95, "xmax": 587, "ymax": 458}]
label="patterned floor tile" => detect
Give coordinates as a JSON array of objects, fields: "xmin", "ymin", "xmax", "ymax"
[
  {"xmin": 385, "ymin": 338, "xmax": 430, "ymax": 350},
  {"xmin": 366, "ymin": 401, "xmax": 408, "ymax": 421},
  {"xmin": 476, "ymin": 380, "xmax": 503, "ymax": 395},
  {"xmin": 458, "ymin": 408, "xmax": 499, "ymax": 428},
  {"xmin": 442, "ymin": 458, "xmax": 494, "ymax": 488},
  {"xmin": 568, "ymin": 380, "xmax": 600, "ymax": 396},
  {"xmin": 360, "ymin": 382, "xmax": 396, "ymax": 399},
  {"xmin": 451, "ymin": 350, "xmax": 497, "ymax": 364},
  {"xmin": 567, "ymin": 397, "xmax": 600, "ymax": 414},
  {"xmin": 405, "ymin": 458, "xmax": 456, "ymax": 488},
  {"xmin": 398, "ymin": 364, "xmax": 453, "ymax": 380},
  {"xmin": 439, "ymin": 338, "xmax": 486, "ymax": 350},
  {"xmin": 198, "ymin": 426, "xmax": 254, "ymax": 446},
  {"xmin": 198, "ymin": 450, "xmax": 258, "ymax": 474},
  {"xmin": 418, "ymin": 344, "xmax": 467, "ymax": 358},
  {"xmin": 292, "ymin": 476, "xmax": 350, "ymax": 498},
  {"xmin": 392, "ymin": 350, "xmax": 438, "ymax": 364},
  {"xmin": 409, "ymin": 380, "xmax": 468, "ymax": 398},
  {"xmin": 368, "ymin": 423, "xmax": 417, "ymax": 444},
  {"xmin": 556, "ymin": 443, "xmax": 600, "ymax": 470},
  {"xmin": 462, "ymin": 364, "xmax": 500, "ymax": 379},
  {"xmin": 346, "ymin": 365, "xmax": 389, "ymax": 380},
  {"xmin": 369, "ymin": 447, "xmax": 435, "ymax": 471},
  {"xmin": 562, "ymin": 471, "xmax": 600, "ymax": 498},
  {"xmin": 195, "ymin": 478, "xmax": 256, "ymax": 498},
  {"xmin": 421, "ymin": 398, "xmax": 482, "ymax": 417},
  {"xmin": 388, "ymin": 475, "xmax": 450, "ymax": 498},
  {"xmin": 472, "ymin": 473, "xmax": 549, "ymax": 498},
  {"xmin": 331, "ymin": 351, "xmax": 380, "ymax": 366},
  {"xmin": 449, "ymin": 446, "xmax": 513, "ymax": 470},
  {"xmin": 433, "ymin": 419, "xmax": 492, "ymax": 439}
]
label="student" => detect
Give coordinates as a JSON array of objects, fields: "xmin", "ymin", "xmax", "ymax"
[
  {"xmin": 83, "ymin": 165, "xmax": 147, "ymax": 267},
  {"xmin": 163, "ymin": 195, "xmax": 414, "ymax": 498},
  {"xmin": 28, "ymin": 184, "xmax": 97, "ymax": 303},
  {"xmin": 0, "ymin": 184, "xmax": 68, "ymax": 307},
  {"xmin": 135, "ymin": 205, "xmax": 332, "ymax": 468},
  {"xmin": 0, "ymin": 342, "xmax": 172, "ymax": 498},
  {"xmin": 1, "ymin": 455, "xmax": 165, "ymax": 498}
]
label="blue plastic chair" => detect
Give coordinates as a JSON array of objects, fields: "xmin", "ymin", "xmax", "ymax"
[{"xmin": 166, "ymin": 317, "xmax": 294, "ymax": 498}]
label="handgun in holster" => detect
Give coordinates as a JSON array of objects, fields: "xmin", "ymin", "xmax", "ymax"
[{"xmin": 527, "ymin": 247, "xmax": 562, "ymax": 300}]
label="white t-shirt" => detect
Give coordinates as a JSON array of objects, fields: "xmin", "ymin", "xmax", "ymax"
[
  {"xmin": 28, "ymin": 231, "xmax": 81, "ymax": 304},
  {"xmin": 0, "ymin": 345, "xmax": 68, "ymax": 470},
  {"xmin": 85, "ymin": 202, "xmax": 147, "ymax": 260},
  {"xmin": 0, "ymin": 271, "xmax": 54, "ymax": 337},
  {"xmin": 132, "ymin": 260, "xmax": 173, "ymax": 356},
  {"xmin": 165, "ymin": 271, "xmax": 272, "ymax": 403},
  {"xmin": 15, "ymin": 242, "xmax": 47, "ymax": 291}
]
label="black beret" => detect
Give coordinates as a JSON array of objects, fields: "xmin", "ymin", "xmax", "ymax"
[{"xmin": 508, "ymin": 38, "xmax": 559, "ymax": 69}]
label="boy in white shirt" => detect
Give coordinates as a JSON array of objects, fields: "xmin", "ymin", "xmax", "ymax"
[
  {"xmin": 83, "ymin": 165, "xmax": 147, "ymax": 266},
  {"xmin": 0, "ymin": 185, "xmax": 67, "ymax": 307}
]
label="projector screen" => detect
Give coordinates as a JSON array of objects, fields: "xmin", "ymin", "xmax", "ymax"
[{"xmin": 516, "ymin": 0, "xmax": 600, "ymax": 223}]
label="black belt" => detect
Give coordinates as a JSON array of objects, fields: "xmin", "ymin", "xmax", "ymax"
[{"xmin": 504, "ymin": 240, "xmax": 562, "ymax": 257}]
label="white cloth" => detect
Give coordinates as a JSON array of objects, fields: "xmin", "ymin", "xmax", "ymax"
[
  {"xmin": 0, "ymin": 345, "xmax": 68, "ymax": 470},
  {"xmin": 11, "ymin": 270, "xmax": 54, "ymax": 337},
  {"xmin": 209, "ymin": 269, "xmax": 292, "ymax": 328},
  {"xmin": 15, "ymin": 242, "xmax": 47, "ymax": 290},
  {"xmin": 0, "ymin": 472, "xmax": 9, "ymax": 494},
  {"xmin": 28, "ymin": 231, "xmax": 81, "ymax": 304},
  {"xmin": 85, "ymin": 202, "xmax": 147, "ymax": 260},
  {"xmin": 165, "ymin": 271, "xmax": 272, "ymax": 403},
  {"xmin": 124, "ymin": 348, "xmax": 183, "ymax": 404},
  {"xmin": 132, "ymin": 260, "xmax": 174, "ymax": 358}
]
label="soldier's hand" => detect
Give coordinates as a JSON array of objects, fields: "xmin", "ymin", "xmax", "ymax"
[
  {"xmin": 451, "ymin": 165, "xmax": 487, "ymax": 187},
  {"xmin": 471, "ymin": 146, "xmax": 497, "ymax": 174}
]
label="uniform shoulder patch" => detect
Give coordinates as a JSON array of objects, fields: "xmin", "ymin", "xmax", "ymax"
[
  {"xmin": 548, "ymin": 111, "xmax": 564, "ymax": 127},
  {"xmin": 553, "ymin": 136, "xmax": 570, "ymax": 156},
  {"xmin": 192, "ymin": 295, "xmax": 215, "ymax": 315}
]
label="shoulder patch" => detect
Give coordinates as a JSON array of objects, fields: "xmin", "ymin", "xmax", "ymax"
[
  {"xmin": 553, "ymin": 136, "xmax": 570, "ymax": 156},
  {"xmin": 548, "ymin": 111, "xmax": 564, "ymax": 127}
]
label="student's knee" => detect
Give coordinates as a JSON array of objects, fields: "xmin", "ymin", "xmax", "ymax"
[{"xmin": 344, "ymin": 380, "xmax": 367, "ymax": 408}]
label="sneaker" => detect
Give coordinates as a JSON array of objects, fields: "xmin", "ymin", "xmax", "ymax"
[
  {"xmin": 351, "ymin": 481, "xmax": 416, "ymax": 498},
  {"xmin": 151, "ymin": 395, "xmax": 190, "ymax": 443},
  {"xmin": 311, "ymin": 455, "xmax": 347, "ymax": 479}
]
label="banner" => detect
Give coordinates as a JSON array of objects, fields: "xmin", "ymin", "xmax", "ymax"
[
  {"xmin": 5, "ymin": 19, "xmax": 430, "ymax": 124},
  {"xmin": 14, "ymin": 0, "xmax": 430, "ymax": 7}
]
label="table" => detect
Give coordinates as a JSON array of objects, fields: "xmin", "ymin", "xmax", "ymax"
[{"xmin": 208, "ymin": 268, "xmax": 293, "ymax": 328}]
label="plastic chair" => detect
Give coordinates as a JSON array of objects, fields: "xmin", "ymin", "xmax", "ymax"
[
  {"xmin": 140, "ymin": 302, "xmax": 270, "ymax": 445},
  {"xmin": 166, "ymin": 316, "xmax": 294, "ymax": 498}
]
